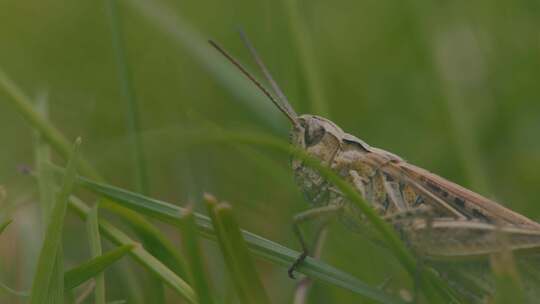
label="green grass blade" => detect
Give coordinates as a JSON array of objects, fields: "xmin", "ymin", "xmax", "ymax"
[
  {"xmin": 283, "ymin": 0, "xmax": 329, "ymax": 117},
  {"xmin": 101, "ymin": 200, "xmax": 188, "ymax": 279},
  {"xmin": 64, "ymin": 244, "xmax": 134, "ymax": 290},
  {"xmin": 490, "ymin": 241, "xmax": 525, "ymax": 303},
  {"xmin": 68, "ymin": 197, "xmax": 197, "ymax": 304},
  {"xmin": 86, "ymin": 205, "xmax": 106, "ymax": 303},
  {"xmin": 0, "ymin": 281, "xmax": 29, "ymax": 297},
  {"xmin": 177, "ymin": 208, "xmax": 214, "ymax": 304},
  {"xmin": 29, "ymin": 137, "xmax": 81, "ymax": 304},
  {"xmin": 34, "ymin": 93, "xmax": 56, "ymax": 224},
  {"xmin": 0, "ymin": 219, "xmax": 12, "ymax": 234},
  {"xmin": 33, "ymin": 93, "xmax": 64, "ymax": 304},
  {"xmin": 62, "ymin": 173, "xmax": 405, "ymax": 304},
  {"xmin": 0, "ymin": 68, "xmax": 100, "ymax": 180},
  {"xmin": 106, "ymin": 0, "xmax": 149, "ymax": 194},
  {"xmin": 205, "ymin": 196, "xmax": 270, "ymax": 304}
]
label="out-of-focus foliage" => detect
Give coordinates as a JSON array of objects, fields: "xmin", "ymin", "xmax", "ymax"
[{"xmin": 1, "ymin": 0, "xmax": 540, "ymax": 303}]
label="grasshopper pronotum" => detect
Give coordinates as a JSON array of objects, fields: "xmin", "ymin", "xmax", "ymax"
[{"xmin": 210, "ymin": 34, "xmax": 540, "ymax": 301}]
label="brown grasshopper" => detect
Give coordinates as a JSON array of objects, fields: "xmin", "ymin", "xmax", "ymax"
[{"xmin": 210, "ymin": 35, "xmax": 540, "ymax": 301}]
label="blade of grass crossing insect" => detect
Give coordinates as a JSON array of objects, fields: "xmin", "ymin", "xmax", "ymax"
[
  {"xmin": 68, "ymin": 196, "xmax": 197, "ymax": 304},
  {"xmin": 64, "ymin": 244, "xmax": 134, "ymax": 290},
  {"xmin": 157, "ymin": 129, "xmax": 455, "ymax": 301},
  {"xmin": 46, "ymin": 166, "xmax": 407, "ymax": 304},
  {"xmin": 199, "ymin": 131, "xmax": 457, "ymax": 302},
  {"xmin": 178, "ymin": 208, "xmax": 214, "ymax": 304},
  {"xmin": 106, "ymin": 0, "xmax": 149, "ymax": 194},
  {"xmin": 489, "ymin": 240, "xmax": 525, "ymax": 303},
  {"xmin": 34, "ymin": 93, "xmax": 64, "ymax": 304},
  {"xmin": 205, "ymin": 195, "xmax": 270, "ymax": 304},
  {"xmin": 30, "ymin": 137, "xmax": 81, "ymax": 304},
  {"xmin": 87, "ymin": 205, "xmax": 106, "ymax": 304}
]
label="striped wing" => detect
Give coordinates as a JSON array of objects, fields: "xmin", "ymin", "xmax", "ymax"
[{"xmin": 386, "ymin": 161, "xmax": 540, "ymax": 229}]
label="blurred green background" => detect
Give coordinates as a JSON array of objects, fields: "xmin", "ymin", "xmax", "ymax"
[{"xmin": 1, "ymin": 0, "xmax": 540, "ymax": 303}]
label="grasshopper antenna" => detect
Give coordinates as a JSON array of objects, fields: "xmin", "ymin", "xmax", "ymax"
[
  {"xmin": 237, "ymin": 30, "xmax": 298, "ymax": 120},
  {"xmin": 208, "ymin": 39, "xmax": 299, "ymax": 126}
]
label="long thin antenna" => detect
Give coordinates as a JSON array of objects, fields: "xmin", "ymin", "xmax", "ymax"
[
  {"xmin": 208, "ymin": 40, "xmax": 298, "ymax": 125},
  {"xmin": 237, "ymin": 30, "xmax": 298, "ymax": 119}
]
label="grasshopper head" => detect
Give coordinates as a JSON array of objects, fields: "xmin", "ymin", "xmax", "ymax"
[
  {"xmin": 291, "ymin": 115, "xmax": 341, "ymax": 149},
  {"xmin": 289, "ymin": 114, "xmax": 348, "ymax": 169}
]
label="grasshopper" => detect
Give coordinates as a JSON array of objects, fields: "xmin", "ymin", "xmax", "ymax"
[{"xmin": 210, "ymin": 35, "xmax": 540, "ymax": 301}]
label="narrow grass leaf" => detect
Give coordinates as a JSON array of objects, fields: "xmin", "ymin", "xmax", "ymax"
[
  {"xmin": 68, "ymin": 197, "xmax": 197, "ymax": 304},
  {"xmin": 0, "ymin": 68, "xmax": 99, "ymax": 180},
  {"xmin": 34, "ymin": 93, "xmax": 64, "ymax": 304},
  {"xmin": 101, "ymin": 199, "xmax": 188, "ymax": 279},
  {"xmin": 30, "ymin": 137, "xmax": 81, "ymax": 304},
  {"xmin": 0, "ymin": 219, "xmax": 12, "ymax": 234},
  {"xmin": 0, "ymin": 281, "xmax": 29, "ymax": 297},
  {"xmin": 34, "ymin": 93, "xmax": 56, "ymax": 223},
  {"xmin": 205, "ymin": 196, "xmax": 270, "ymax": 304},
  {"xmin": 191, "ymin": 130, "xmax": 458, "ymax": 302},
  {"xmin": 489, "ymin": 236, "xmax": 525, "ymax": 304},
  {"xmin": 64, "ymin": 244, "xmax": 134, "ymax": 290},
  {"xmin": 86, "ymin": 205, "xmax": 106, "ymax": 303},
  {"xmin": 106, "ymin": 0, "xmax": 148, "ymax": 194},
  {"xmin": 283, "ymin": 0, "xmax": 329, "ymax": 117},
  {"xmin": 177, "ymin": 207, "xmax": 214, "ymax": 304}
]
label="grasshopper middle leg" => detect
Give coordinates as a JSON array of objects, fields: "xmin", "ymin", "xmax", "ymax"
[{"xmin": 289, "ymin": 204, "xmax": 342, "ymax": 279}]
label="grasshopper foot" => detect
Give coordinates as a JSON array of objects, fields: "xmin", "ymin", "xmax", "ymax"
[{"xmin": 288, "ymin": 251, "xmax": 308, "ymax": 279}]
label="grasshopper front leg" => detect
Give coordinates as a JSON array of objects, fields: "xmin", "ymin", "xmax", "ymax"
[{"xmin": 289, "ymin": 204, "xmax": 343, "ymax": 279}]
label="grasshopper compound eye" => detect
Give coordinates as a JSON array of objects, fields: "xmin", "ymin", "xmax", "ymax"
[{"xmin": 303, "ymin": 119, "xmax": 325, "ymax": 147}]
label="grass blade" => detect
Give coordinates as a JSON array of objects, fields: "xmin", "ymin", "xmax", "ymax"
[
  {"xmin": 61, "ymin": 172, "xmax": 406, "ymax": 304},
  {"xmin": 0, "ymin": 219, "xmax": 12, "ymax": 234},
  {"xmin": 102, "ymin": 200, "xmax": 188, "ymax": 278},
  {"xmin": 283, "ymin": 0, "xmax": 329, "ymax": 116},
  {"xmin": 64, "ymin": 244, "xmax": 134, "ymax": 290},
  {"xmin": 178, "ymin": 207, "xmax": 214, "ymax": 304},
  {"xmin": 86, "ymin": 205, "xmax": 106, "ymax": 303},
  {"xmin": 34, "ymin": 92, "xmax": 64, "ymax": 304},
  {"xmin": 0, "ymin": 281, "xmax": 29, "ymax": 297},
  {"xmin": 68, "ymin": 197, "xmax": 197, "ymax": 304},
  {"xmin": 34, "ymin": 93, "xmax": 56, "ymax": 224},
  {"xmin": 0, "ymin": 68, "xmax": 99, "ymax": 180},
  {"xmin": 205, "ymin": 195, "xmax": 270, "ymax": 304},
  {"xmin": 490, "ymin": 234, "xmax": 525, "ymax": 304},
  {"xmin": 106, "ymin": 0, "xmax": 148, "ymax": 194},
  {"xmin": 30, "ymin": 137, "xmax": 81, "ymax": 304}
]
